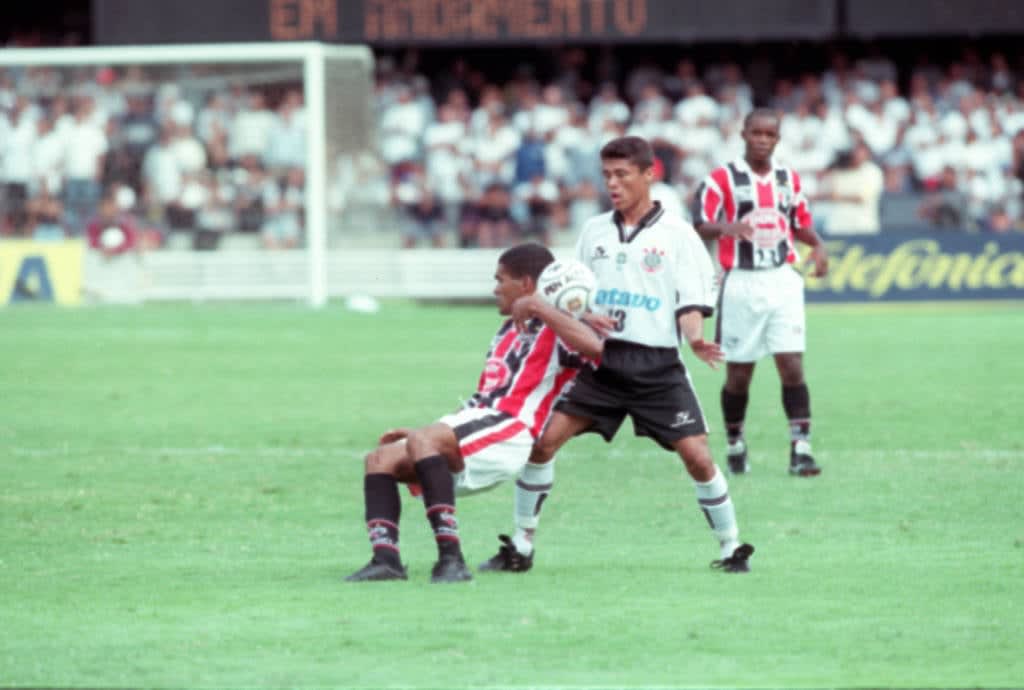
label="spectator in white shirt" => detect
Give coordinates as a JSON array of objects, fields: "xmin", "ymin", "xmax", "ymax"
[
  {"xmin": 31, "ymin": 116, "xmax": 65, "ymax": 197},
  {"xmin": 472, "ymin": 110, "xmax": 521, "ymax": 187},
  {"xmin": 818, "ymin": 142, "xmax": 885, "ymax": 235},
  {"xmin": 588, "ymin": 82, "xmax": 630, "ymax": 135},
  {"xmin": 1, "ymin": 99, "xmax": 37, "ymax": 231},
  {"xmin": 423, "ymin": 104, "xmax": 468, "ymax": 222},
  {"xmin": 229, "ymin": 91, "xmax": 278, "ymax": 162},
  {"xmin": 142, "ymin": 127, "xmax": 183, "ymax": 227},
  {"xmin": 62, "ymin": 97, "xmax": 108, "ymax": 235},
  {"xmin": 264, "ymin": 90, "xmax": 306, "ymax": 172}
]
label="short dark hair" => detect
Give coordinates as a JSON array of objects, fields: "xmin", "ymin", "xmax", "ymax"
[
  {"xmin": 499, "ymin": 242, "xmax": 555, "ymax": 282},
  {"xmin": 600, "ymin": 135, "xmax": 654, "ymax": 171},
  {"xmin": 743, "ymin": 108, "xmax": 781, "ymax": 130}
]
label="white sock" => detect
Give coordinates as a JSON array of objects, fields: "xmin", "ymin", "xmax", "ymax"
[
  {"xmin": 693, "ymin": 466, "xmax": 740, "ymax": 559},
  {"xmin": 513, "ymin": 461, "xmax": 554, "ymax": 555}
]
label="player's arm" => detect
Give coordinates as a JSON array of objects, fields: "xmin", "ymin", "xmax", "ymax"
[
  {"xmin": 678, "ymin": 309, "xmax": 722, "ymax": 369},
  {"xmin": 792, "ymin": 224, "xmax": 829, "ymax": 277},
  {"xmin": 694, "ymin": 220, "xmax": 754, "ymax": 241},
  {"xmin": 691, "ymin": 177, "xmax": 753, "ymax": 241},
  {"xmin": 511, "ymin": 295, "xmax": 603, "ymax": 360},
  {"xmin": 790, "ymin": 179, "xmax": 829, "ymax": 277},
  {"xmin": 675, "ymin": 225, "xmax": 722, "ymax": 368}
]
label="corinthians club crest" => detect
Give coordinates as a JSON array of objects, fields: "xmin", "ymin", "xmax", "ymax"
[{"xmin": 642, "ymin": 247, "xmax": 665, "ymax": 273}]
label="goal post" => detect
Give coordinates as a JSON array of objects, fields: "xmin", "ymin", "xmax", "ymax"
[{"xmin": 0, "ymin": 42, "xmax": 373, "ymax": 307}]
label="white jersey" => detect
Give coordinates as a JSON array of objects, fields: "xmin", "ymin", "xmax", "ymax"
[{"xmin": 576, "ymin": 201, "xmax": 716, "ymax": 349}]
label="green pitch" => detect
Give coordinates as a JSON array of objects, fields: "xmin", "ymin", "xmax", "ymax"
[{"xmin": 2, "ymin": 301, "xmax": 1022, "ymax": 688}]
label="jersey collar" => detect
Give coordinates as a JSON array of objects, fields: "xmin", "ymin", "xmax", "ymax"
[
  {"xmin": 613, "ymin": 201, "xmax": 664, "ymax": 243},
  {"xmin": 734, "ymin": 156, "xmax": 777, "ymax": 183}
]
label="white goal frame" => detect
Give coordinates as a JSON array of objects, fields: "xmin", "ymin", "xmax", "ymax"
[{"xmin": 0, "ymin": 42, "xmax": 373, "ymax": 307}]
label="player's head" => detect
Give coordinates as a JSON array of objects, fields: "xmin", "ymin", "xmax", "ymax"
[
  {"xmin": 741, "ymin": 108, "xmax": 781, "ymax": 166},
  {"xmin": 600, "ymin": 136, "xmax": 654, "ymax": 213},
  {"xmin": 494, "ymin": 242, "xmax": 555, "ymax": 315}
]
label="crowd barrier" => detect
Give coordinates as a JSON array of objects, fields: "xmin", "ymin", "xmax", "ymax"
[
  {"xmin": 2, "ymin": 231, "xmax": 1022, "ymax": 306},
  {"xmin": 801, "ymin": 232, "xmax": 1024, "ymax": 302}
]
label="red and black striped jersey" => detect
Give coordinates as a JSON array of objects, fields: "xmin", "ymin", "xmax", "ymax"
[
  {"xmin": 467, "ymin": 318, "xmax": 593, "ymax": 439},
  {"xmin": 693, "ymin": 158, "xmax": 813, "ymax": 271}
]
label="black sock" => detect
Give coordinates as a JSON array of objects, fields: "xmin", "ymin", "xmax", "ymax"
[
  {"xmin": 414, "ymin": 455, "xmax": 462, "ymax": 559},
  {"xmin": 782, "ymin": 384, "xmax": 811, "ymax": 442},
  {"xmin": 364, "ymin": 473, "xmax": 402, "ymax": 568},
  {"xmin": 721, "ymin": 388, "xmax": 749, "ymax": 443}
]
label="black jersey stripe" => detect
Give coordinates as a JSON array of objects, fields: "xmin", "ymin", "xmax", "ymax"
[{"xmin": 451, "ymin": 411, "xmax": 516, "ymax": 441}]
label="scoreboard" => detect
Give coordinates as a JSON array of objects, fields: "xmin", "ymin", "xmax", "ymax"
[{"xmin": 94, "ymin": 0, "xmax": 837, "ymax": 45}]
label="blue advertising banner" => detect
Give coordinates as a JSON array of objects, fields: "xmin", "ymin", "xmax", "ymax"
[{"xmin": 796, "ymin": 232, "xmax": 1024, "ymax": 302}]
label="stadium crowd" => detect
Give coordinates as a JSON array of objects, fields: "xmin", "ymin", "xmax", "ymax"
[{"xmin": 2, "ymin": 45, "xmax": 1024, "ymax": 250}]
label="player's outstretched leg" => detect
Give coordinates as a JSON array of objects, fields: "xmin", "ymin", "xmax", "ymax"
[
  {"xmin": 479, "ymin": 460, "xmax": 552, "ymax": 572},
  {"xmin": 676, "ymin": 435, "xmax": 754, "ymax": 573},
  {"xmin": 345, "ymin": 473, "xmax": 408, "ymax": 582}
]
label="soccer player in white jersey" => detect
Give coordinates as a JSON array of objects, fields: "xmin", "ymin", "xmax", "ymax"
[
  {"xmin": 692, "ymin": 109, "xmax": 829, "ymax": 477},
  {"xmin": 480, "ymin": 136, "xmax": 755, "ymax": 575},
  {"xmin": 344, "ymin": 243, "xmax": 603, "ymax": 583}
]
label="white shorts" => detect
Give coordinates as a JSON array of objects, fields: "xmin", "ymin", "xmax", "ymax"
[
  {"xmin": 716, "ymin": 265, "xmax": 806, "ymax": 363},
  {"xmin": 439, "ymin": 406, "xmax": 533, "ymax": 495}
]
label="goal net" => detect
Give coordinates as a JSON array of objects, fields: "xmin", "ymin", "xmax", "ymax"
[{"xmin": 0, "ymin": 42, "xmax": 374, "ymax": 306}]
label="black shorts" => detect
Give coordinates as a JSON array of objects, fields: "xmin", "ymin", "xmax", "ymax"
[{"xmin": 555, "ymin": 340, "xmax": 708, "ymax": 450}]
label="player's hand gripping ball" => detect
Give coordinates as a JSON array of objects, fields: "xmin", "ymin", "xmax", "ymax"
[{"xmin": 537, "ymin": 259, "xmax": 597, "ymax": 318}]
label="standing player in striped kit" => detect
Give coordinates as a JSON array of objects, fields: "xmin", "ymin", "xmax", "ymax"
[
  {"xmin": 481, "ymin": 136, "xmax": 755, "ymax": 575},
  {"xmin": 693, "ymin": 109, "xmax": 829, "ymax": 477},
  {"xmin": 344, "ymin": 243, "xmax": 604, "ymax": 583}
]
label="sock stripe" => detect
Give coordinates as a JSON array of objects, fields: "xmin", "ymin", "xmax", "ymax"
[
  {"xmin": 699, "ymin": 493, "xmax": 730, "ymax": 507},
  {"xmin": 426, "ymin": 504, "xmax": 455, "ymax": 516},
  {"xmin": 516, "ymin": 480, "xmax": 553, "ymax": 491},
  {"xmin": 367, "ymin": 519, "xmax": 398, "ymax": 530},
  {"xmin": 435, "ymin": 534, "xmax": 461, "ymax": 542}
]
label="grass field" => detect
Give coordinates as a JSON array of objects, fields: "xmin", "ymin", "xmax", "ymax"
[{"xmin": 2, "ymin": 301, "xmax": 1023, "ymax": 688}]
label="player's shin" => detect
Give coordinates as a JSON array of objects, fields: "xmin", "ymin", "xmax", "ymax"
[
  {"xmin": 513, "ymin": 461, "xmax": 554, "ymax": 556},
  {"xmin": 414, "ymin": 455, "xmax": 463, "ymax": 560},
  {"xmin": 782, "ymin": 384, "xmax": 811, "ymax": 443},
  {"xmin": 721, "ymin": 388, "xmax": 749, "ymax": 443},
  {"xmin": 364, "ymin": 473, "xmax": 403, "ymax": 569},
  {"xmin": 693, "ymin": 467, "xmax": 740, "ymax": 559}
]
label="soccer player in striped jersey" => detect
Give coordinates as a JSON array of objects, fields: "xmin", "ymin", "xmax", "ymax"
[
  {"xmin": 344, "ymin": 243, "xmax": 604, "ymax": 583},
  {"xmin": 692, "ymin": 108, "xmax": 830, "ymax": 477},
  {"xmin": 481, "ymin": 136, "xmax": 755, "ymax": 575}
]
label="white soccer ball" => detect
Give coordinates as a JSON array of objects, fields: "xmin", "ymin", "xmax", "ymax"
[
  {"xmin": 99, "ymin": 226, "xmax": 126, "ymax": 250},
  {"xmin": 536, "ymin": 259, "xmax": 597, "ymax": 318}
]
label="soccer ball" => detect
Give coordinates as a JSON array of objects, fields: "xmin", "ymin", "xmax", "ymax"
[
  {"xmin": 537, "ymin": 259, "xmax": 597, "ymax": 318},
  {"xmin": 99, "ymin": 226, "xmax": 126, "ymax": 250}
]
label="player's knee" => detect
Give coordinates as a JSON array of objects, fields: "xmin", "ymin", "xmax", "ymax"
[
  {"xmin": 725, "ymin": 367, "xmax": 754, "ymax": 392},
  {"xmin": 364, "ymin": 447, "xmax": 386, "ymax": 473},
  {"xmin": 675, "ymin": 437, "xmax": 716, "ymax": 480},
  {"xmin": 778, "ymin": 363, "xmax": 804, "ymax": 386},
  {"xmin": 530, "ymin": 439, "xmax": 557, "ymax": 464}
]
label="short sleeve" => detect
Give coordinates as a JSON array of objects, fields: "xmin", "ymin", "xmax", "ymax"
[{"xmin": 674, "ymin": 225, "xmax": 716, "ymax": 317}]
